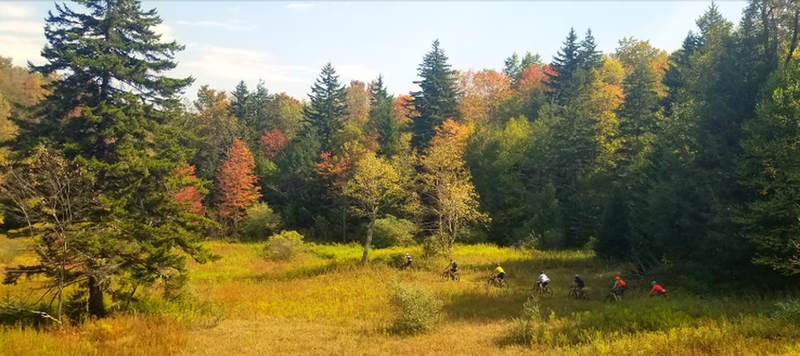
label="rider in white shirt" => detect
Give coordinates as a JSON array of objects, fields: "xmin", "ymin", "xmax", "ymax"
[{"xmin": 537, "ymin": 271, "xmax": 550, "ymax": 288}]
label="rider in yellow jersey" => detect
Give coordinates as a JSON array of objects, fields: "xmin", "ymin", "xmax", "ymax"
[{"xmin": 493, "ymin": 263, "xmax": 506, "ymax": 282}]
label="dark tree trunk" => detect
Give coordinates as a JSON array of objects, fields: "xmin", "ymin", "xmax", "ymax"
[
  {"xmin": 787, "ymin": 9, "xmax": 800, "ymax": 64},
  {"xmin": 88, "ymin": 275, "xmax": 105, "ymax": 318}
]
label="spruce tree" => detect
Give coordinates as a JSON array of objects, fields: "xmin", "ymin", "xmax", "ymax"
[
  {"xmin": 9, "ymin": 0, "xmax": 214, "ymax": 318},
  {"xmin": 546, "ymin": 28, "xmax": 581, "ymax": 105},
  {"xmin": 303, "ymin": 62, "xmax": 347, "ymax": 151},
  {"xmin": 578, "ymin": 29, "xmax": 602, "ymax": 69},
  {"xmin": 410, "ymin": 40, "xmax": 460, "ymax": 150},
  {"xmin": 367, "ymin": 75, "xmax": 399, "ymax": 157}
]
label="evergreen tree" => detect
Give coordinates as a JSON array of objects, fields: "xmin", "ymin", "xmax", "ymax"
[
  {"xmin": 368, "ymin": 75, "xmax": 400, "ymax": 157},
  {"xmin": 303, "ymin": 62, "xmax": 347, "ymax": 151},
  {"xmin": 738, "ymin": 61, "xmax": 800, "ymax": 276},
  {"xmin": 619, "ymin": 60, "xmax": 659, "ymax": 137},
  {"xmin": 9, "ymin": 0, "xmax": 214, "ymax": 318},
  {"xmin": 229, "ymin": 81, "xmax": 253, "ymax": 123},
  {"xmin": 410, "ymin": 40, "xmax": 460, "ymax": 150},
  {"xmin": 546, "ymin": 28, "xmax": 581, "ymax": 104},
  {"xmin": 578, "ymin": 29, "xmax": 602, "ymax": 69}
]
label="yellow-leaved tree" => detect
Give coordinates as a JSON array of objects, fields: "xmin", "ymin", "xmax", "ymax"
[
  {"xmin": 421, "ymin": 119, "xmax": 489, "ymax": 252},
  {"xmin": 345, "ymin": 152, "xmax": 403, "ymax": 264}
]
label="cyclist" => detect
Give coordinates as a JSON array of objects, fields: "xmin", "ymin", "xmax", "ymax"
[
  {"xmin": 612, "ymin": 276, "xmax": 627, "ymax": 297},
  {"xmin": 574, "ymin": 274, "xmax": 585, "ymax": 293},
  {"xmin": 537, "ymin": 270, "xmax": 550, "ymax": 289},
  {"xmin": 447, "ymin": 259, "xmax": 459, "ymax": 280},
  {"xmin": 649, "ymin": 281, "xmax": 666, "ymax": 297},
  {"xmin": 493, "ymin": 263, "xmax": 506, "ymax": 283},
  {"xmin": 403, "ymin": 253, "xmax": 412, "ymax": 269}
]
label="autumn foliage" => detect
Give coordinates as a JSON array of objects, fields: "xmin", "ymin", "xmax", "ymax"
[
  {"xmin": 174, "ymin": 165, "xmax": 205, "ymax": 216},
  {"xmin": 258, "ymin": 128, "xmax": 288, "ymax": 159},
  {"xmin": 215, "ymin": 138, "xmax": 261, "ymax": 226}
]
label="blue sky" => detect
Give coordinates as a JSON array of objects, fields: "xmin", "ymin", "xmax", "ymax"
[{"xmin": 1, "ymin": 1, "xmax": 747, "ymax": 101}]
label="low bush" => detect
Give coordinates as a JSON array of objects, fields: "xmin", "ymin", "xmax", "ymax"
[
  {"xmin": 508, "ymin": 296, "xmax": 541, "ymax": 345},
  {"xmin": 774, "ymin": 299, "xmax": 800, "ymax": 322},
  {"xmin": 387, "ymin": 253, "xmax": 407, "ymax": 269},
  {"xmin": 388, "ymin": 283, "xmax": 442, "ymax": 335},
  {"xmin": 239, "ymin": 202, "xmax": 281, "ymax": 241},
  {"xmin": 373, "ymin": 216, "xmax": 416, "ymax": 248},
  {"xmin": 264, "ymin": 230, "xmax": 305, "ymax": 261}
]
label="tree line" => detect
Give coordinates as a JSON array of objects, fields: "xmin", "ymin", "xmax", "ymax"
[{"xmin": 1, "ymin": 0, "xmax": 799, "ymax": 321}]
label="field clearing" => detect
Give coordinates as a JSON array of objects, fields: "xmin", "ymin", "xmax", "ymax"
[{"xmin": 1, "ymin": 236, "xmax": 799, "ymax": 355}]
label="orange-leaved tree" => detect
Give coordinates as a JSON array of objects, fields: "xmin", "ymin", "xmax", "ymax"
[
  {"xmin": 259, "ymin": 128, "xmax": 288, "ymax": 159},
  {"xmin": 173, "ymin": 164, "xmax": 206, "ymax": 217},
  {"xmin": 215, "ymin": 138, "xmax": 261, "ymax": 232}
]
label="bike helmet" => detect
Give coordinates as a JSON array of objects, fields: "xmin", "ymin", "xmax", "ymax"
[
  {"xmin": 615, "ymin": 276, "xmax": 620, "ymax": 280},
  {"xmin": 651, "ymin": 280, "xmax": 657, "ymax": 285},
  {"xmin": 540, "ymin": 271, "xmax": 544, "ymax": 274},
  {"xmin": 496, "ymin": 263, "xmax": 500, "ymax": 267},
  {"xmin": 575, "ymin": 274, "xmax": 580, "ymax": 278}
]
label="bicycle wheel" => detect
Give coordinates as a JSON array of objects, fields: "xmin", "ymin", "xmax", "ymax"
[
  {"xmin": 453, "ymin": 272, "xmax": 461, "ymax": 282},
  {"xmin": 543, "ymin": 287, "xmax": 552, "ymax": 296},
  {"xmin": 569, "ymin": 290, "xmax": 578, "ymax": 299},
  {"xmin": 502, "ymin": 280, "xmax": 509, "ymax": 289},
  {"xmin": 441, "ymin": 272, "xmax": 450, "ymax": 281},
  {"xmin": 605, "ymin": 294, "xmax": 617, "ymax": 302},
  {"xmin": 580, "ymin": 292, "xmax": 588, "ymax": 300}
]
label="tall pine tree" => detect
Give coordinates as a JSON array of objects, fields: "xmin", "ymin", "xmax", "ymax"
[
  {"xmin": 368, "ymin": 75, "xmax": 399, "ymax": 157},
  {"xmin": 410, "ymin": 40, "xmax": 460, "ymax": 150},
  {"xmin": 303, "ymin": 62, "xmax": 347, "ymax": 151},
  {"xmin": 9, "ymin": 0, "xmax": 214, "ymax": 317},
  {"xmin": 547, "ymin": 28, "xmax": 582, "ymax": 105}
]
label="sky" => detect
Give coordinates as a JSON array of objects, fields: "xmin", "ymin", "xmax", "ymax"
[{"xmin": 1, "ymin": 1, "xmax": 748, "ymax": 101}]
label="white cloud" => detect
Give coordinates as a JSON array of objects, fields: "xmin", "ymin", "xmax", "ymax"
[
  {"xmin": 0, "ymin": 3, "xmax": 34, "ymax": 19},
  {"xmin": 182, "ymin": 45, "xmax": 315, "ymax": 84},
  {"xmin": 0, "ymin": 20, "xmax": 44, "ymax": 34},
  {"xmin": 154, "ymin": 23, "xmax": 175, "ymax": 41},
  {"xmin": 176, "ymin": 20, "xmax": 255, "ymax": 31},
  {"xmin": 0, "ymin": 34, "xmax": 45, "ymax": 66},
  {"xmin": 285, "ymin": 4, "xmax": 315, "ymax": 9}
]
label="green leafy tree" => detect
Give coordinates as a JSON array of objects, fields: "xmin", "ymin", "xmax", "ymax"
[
  {"xmin": 345, "ymin": 152, "xmax": 403, "ymax": 264},
  {"xmin": 10, "ymin": 0, "xmax": 214, "ymax": 318},
  {"xmin": 410, "ymin": 40, "xmax": 460, "ymax": 150}
]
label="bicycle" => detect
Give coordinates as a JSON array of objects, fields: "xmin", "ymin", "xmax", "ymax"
[
  {"xmin": 487, "ymin": 274, "xmax": 508, "ymax": 289},
  {"xmin": 568, "ymin": 285, "xmax": 588, "ymax": 300},
  {"xmin": 441, "ymin": 270, "xmax": 461, "ymax": 282},
  {"xmin": 534, "ymin": 282, "xmax": 553, "ymax": 296},
  {"xmin": 605, "ymin": 290, "xmax": 622, "ymax": 302}
]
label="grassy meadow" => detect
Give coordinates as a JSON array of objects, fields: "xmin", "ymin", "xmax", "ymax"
[{"xmin": 1, "ymin": 235, "xmax": 799, "ymax": 356}]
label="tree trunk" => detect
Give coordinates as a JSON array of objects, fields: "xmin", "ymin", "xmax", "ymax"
[
  {"xmin": 787, "ymin": 9, "xmax": 800, "ymax": 64},
  {"xmin": 362, "ymin": 209, "xmax": 377, "ymax": 265},
  {"xmin": 88, "ymin": 275, "xmax": 105, "ymax": 318}
]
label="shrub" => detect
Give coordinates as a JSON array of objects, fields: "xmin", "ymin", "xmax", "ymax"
[
  {"xmin": 422, "ymin": 233, "xmax": 449, "ymax": 257},
  {"xmin": 372, "ymin": 216, "xmax": 416, "ymax": 248},
  {"xmin": 239, "ymin": 202, "xmax": 281, "ymax": 241},
  {"xmin": 388, "ymin": 253, "xmax": 407, "ymax": 269},
  {"xmin": 264, "ymin": 230, "xmax": 305, "ymax": 261},
  {"xmin": 509, "ymin": 296, "xmax": 541, "ymax": 345},
  {"xmin": 774, "ymin": 299, "xmax": 800, "ymax": 322},
  {"xmin": 389, "ymin": 284, "xmax": 442, "ymax": 335}
]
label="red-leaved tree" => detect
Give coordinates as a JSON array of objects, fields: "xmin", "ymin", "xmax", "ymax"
[
  {"xmin": 173, "ymin": 164, "xmax": 206, "ymax": 216},
  {"xmin": 258, "ymin": 128, "xmax": 288, "ymax": 159},
  {"xmin": 215, "ymin": 138, "xmax": 261, "ymax": 231}
]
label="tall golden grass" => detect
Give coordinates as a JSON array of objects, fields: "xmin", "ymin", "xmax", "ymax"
[{"xmin": 1, "ymin": 237, "xmax": 799, "ymax": 356}]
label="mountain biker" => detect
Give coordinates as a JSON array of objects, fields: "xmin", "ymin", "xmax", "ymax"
[
  {"xmin": 447, "ymin": 259, "xmax": 459, "ymax": 280},
  {"xmin": 574, "ymin": 274, "xmax": 585, "ymax": 293},
  {"xmin": 493, "ymin": 263, "xmax": 506, "ymax": 282},
  {"xmin": 612, "ymin": 276, "xmax": 627, "ymax": 296},
  {"xmin": 537, "ymin": 270, "xmax": 550, "ymax": 289},
  {"xmin": 404, "ymin": 253, "xmax": 412, "ymax": 269},
  {"xmin": 649, "ymin": 281, "xmax": 666, "ymax": 297}
]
